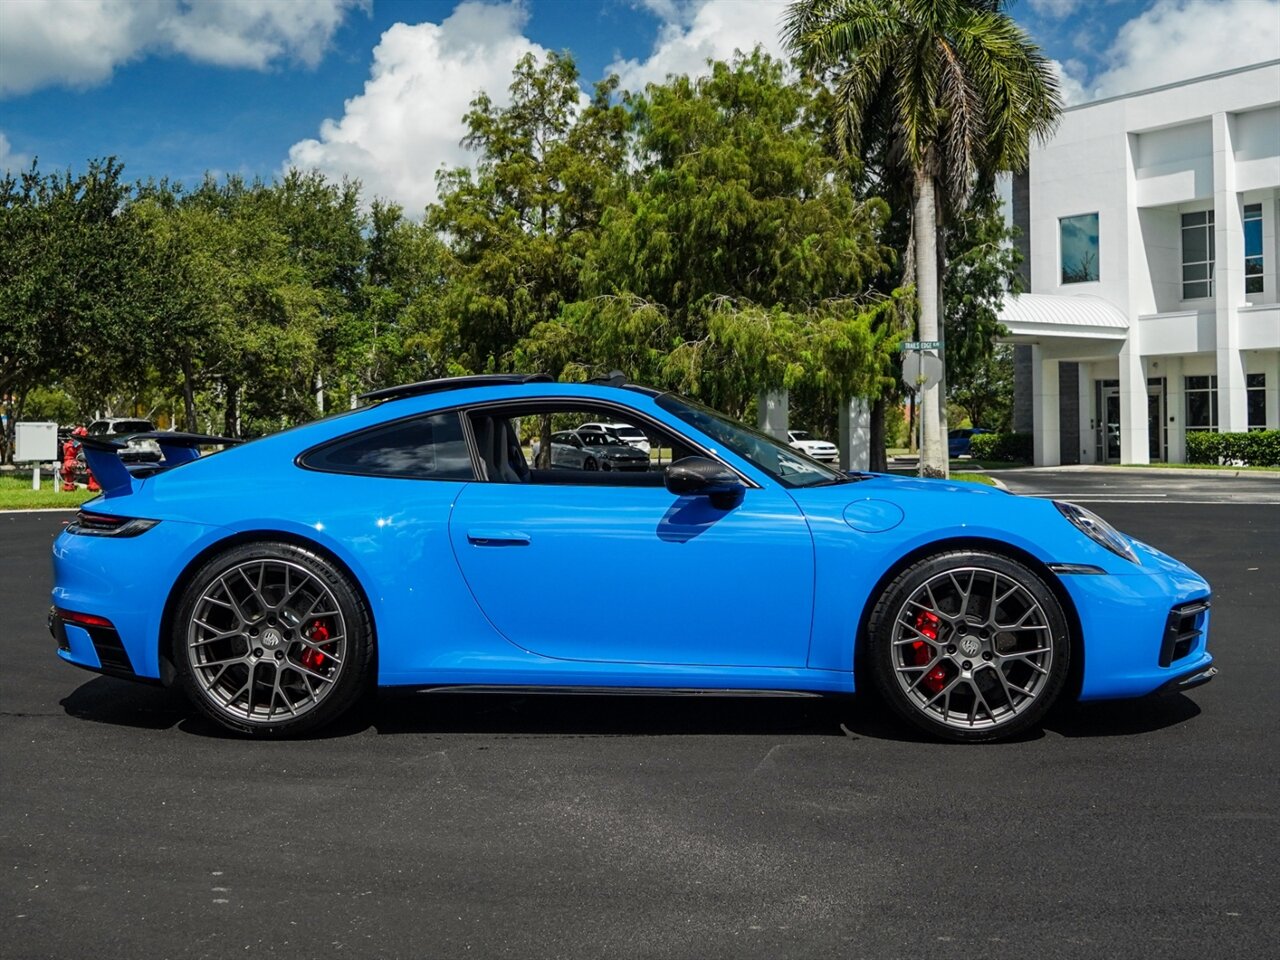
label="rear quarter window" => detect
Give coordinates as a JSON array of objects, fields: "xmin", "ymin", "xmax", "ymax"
[{"xmin": 301, "ymin": 411, "xmax": 474, "ymax": 480}]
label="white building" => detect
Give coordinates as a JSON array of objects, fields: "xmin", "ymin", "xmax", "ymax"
[{"xmin": 1003, "ymin": 60, "xmax": 1280, "ymax": 465}]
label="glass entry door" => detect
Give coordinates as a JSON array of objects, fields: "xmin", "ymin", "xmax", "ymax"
[
  {"xmin": 1147, "ymin": 380, "xmax": 1166, "ymax": 462},
  {"xmin": 1099, "ymin": 386, "xmax": 1121, "ymax": 463}
]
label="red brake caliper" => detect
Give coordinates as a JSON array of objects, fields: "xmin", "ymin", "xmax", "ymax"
[
  {"xmin": 909, "ymin": 610, "xmax": 947, "ymax": 694},
  {"xmin": 301, "ymin": 619, "xmax": 330, "ymax": 670}
]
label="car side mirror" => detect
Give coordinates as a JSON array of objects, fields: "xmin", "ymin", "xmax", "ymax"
[{"xmin": 664, "ymin": 457, "xmax": 745, "ymax": 508}]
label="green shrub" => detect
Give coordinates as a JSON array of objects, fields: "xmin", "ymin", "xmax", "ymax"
[
  {"xmin": 1185, "ymin": 430, "xmax": 1280, "ymax": 467},
  {"xmin": 969, "ymin": 431, "xmax": 1033, "ymax": 463},
  {"xmin": 1185, "ymin": 431, "xmax": 1218, "ymax": 464}
]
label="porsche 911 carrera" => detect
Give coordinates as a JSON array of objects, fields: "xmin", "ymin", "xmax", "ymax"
[{"xmin": 50, "ymin": 374, "xmax": 1216, "ymax": 741}]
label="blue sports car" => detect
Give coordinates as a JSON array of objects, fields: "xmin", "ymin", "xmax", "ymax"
[{"xmin": 50, "ymin": 375, "xmax": 1216, "ymax": 741}]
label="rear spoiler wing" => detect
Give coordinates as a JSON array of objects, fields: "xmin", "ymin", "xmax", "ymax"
[{"xmin": 79, "ymin": 432, "xmax": 242, "ymax": 498}]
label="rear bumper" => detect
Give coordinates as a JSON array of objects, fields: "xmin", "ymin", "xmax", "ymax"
[{"xmin": 51, "ymin": 517, "xmax": 224, "ymax": 681}]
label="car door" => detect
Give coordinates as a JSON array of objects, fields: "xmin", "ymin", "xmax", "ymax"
[{"xmin": 448, "ymin": 414, "xmax": 815, "ymax": 668}]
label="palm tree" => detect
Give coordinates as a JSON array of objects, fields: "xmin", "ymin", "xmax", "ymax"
[{"xmin": 783, "ymin": 0, "xmax": 1061, "ymax": 476}]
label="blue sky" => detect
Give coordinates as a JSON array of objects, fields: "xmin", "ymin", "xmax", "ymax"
[{"xmin": 1, "ymin": 0, "xmax": 1278, "ymax": 213}]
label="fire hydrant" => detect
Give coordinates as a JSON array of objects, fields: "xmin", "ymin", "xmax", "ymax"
[
  {"xmin": 71, "ymin": 426, "xmax": 100, "ymax": 493},
  {"xmin": 61, "ymin": 435, "xmax": 78, "ymax": 491}
]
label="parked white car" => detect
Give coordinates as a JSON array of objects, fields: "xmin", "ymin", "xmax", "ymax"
[
  {"xmin": 87, "ymin": 418, "xmax": 162, "ymax": 463},
  {"xmin": 577, "ymin": 421, "xmax": 652, "ymax": 456},
  {"xmin": 787, "ymin": 430, "xmax": 839, "ymax": 463}
]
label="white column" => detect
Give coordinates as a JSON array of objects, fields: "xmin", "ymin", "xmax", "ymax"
[
  {"xmin": 838, "ymin": 398, "xmax": 872, "ymax": 471},
  {"xmin": 1267, "ymin": 351, "xmax": 1280, "ymax": 430},
  {"xmin": 1118, "ymin": 339, "xmax": 1149, "ymax": 464},
  {"xmin": 1076, "ymin": 362, "xmax": 1093, "ymax": 465},
  {"xmin": 756, "ymin": 390, "xmax": 789, "ymax": 441},
  {"xmin": 1031, "ymin": 345, "xmax": 1061, "ymax": 466},
  {"xmin": 1165, "ymin": 356, "xmax": 1186, "ymax": 463},
  {"xmin": 1213, "ymin": 112, "xmax": 1248, "ymax": 432}
]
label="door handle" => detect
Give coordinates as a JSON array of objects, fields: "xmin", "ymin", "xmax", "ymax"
[{"xmin": 466, "ymin": 530, "xmax": 532, "ymax": 547}]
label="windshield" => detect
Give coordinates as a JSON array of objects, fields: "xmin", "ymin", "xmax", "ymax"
[
  {"xmin": 790, "ymin": 431, "xmax": 812, "ymax": 441},
  {"xmin": 656, "ymin": 394, "xmax": 849, "ymax": 488},
  {"xmin": 615, "ymin": 427, "xmax": 644, "ymax": 439}
]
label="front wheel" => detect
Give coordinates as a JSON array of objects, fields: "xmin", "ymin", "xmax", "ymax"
[
  {"xmin": 173, "ymin": 541, "xmax": 374, "ymax": 737},
  {"xmin": 866, "ymin": 550, "xmax": 1070, "ymax": 742}
]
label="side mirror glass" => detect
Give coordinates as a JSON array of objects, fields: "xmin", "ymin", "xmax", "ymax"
[{"xmin": 664, "ymin": 456, "xmax": 745, "ymax": 508}]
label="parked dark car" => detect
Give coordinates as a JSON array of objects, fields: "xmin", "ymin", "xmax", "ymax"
[{"xmin": 948, "ymin": 427, "xmax": 992, "ymax": 458}]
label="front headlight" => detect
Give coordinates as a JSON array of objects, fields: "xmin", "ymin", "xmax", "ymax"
[{"xmin": 1054, "ymin": 501, "xmax": 1140, "ymax": 565}]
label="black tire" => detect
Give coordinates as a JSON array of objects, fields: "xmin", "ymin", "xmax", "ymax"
[
  {"xmin": 866, "ymin": 549, "xmax": 1070, "ymax": 743},
  {"xmin": 583, "ymin": 457, "xmax": 598, "ymax": 471},
  {"xmin": 172, "ymin": 541, "xmax": 374, "ymax": 737}
]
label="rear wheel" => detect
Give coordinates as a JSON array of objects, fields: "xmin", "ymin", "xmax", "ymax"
[
  {"xmin": 867, "ymin": 550, "xmax": 1069, "ymax": 742},
  {"xmin": 173, "ymin": 541, "xmax": 374, "ymax": 737}
]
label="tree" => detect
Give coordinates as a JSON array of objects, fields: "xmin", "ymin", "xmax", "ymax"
[
  {"xmin": 429, "ymin": 52, "xmax": 628, "ymax": 374},
  {"xmin": 0, "ymin": 159, "xmax": 147, "ymax": 459},
  {"xmin": 784, "ymin": 0, "xmax": 1060, "ymax": 476},
  {"xmin": 520, "ymin": 51, "xmax": 902, "ymax": 421},
  {"xmin": 942, "ymin": 184, "xmax": 1020, "ymax": 400}
]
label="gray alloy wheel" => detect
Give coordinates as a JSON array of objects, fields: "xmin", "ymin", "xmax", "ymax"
[
  {"xmin": 867, "ymin": 550, "xmax": 1070, "ymax": 742},
  {"xmin": 583, "ymin": 457, "xmax": 598, "ymax": 471},
  {"xmin": 174, "ymin": 542, "xmax": 373, "ymax": 737}
]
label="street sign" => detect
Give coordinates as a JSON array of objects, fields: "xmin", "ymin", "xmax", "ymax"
[
  {"xmin": 902, "ymin": 352, "xmax": 943, "ymax": 392},
  {"xmin": 900, "ymin": 340, "xmax": 942, "ymax": 351}
]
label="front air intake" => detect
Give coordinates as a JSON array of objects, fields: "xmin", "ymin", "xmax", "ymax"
[{"xmin": 1160, "ymin": 599, "xmax": 1210, "ymax": 668}]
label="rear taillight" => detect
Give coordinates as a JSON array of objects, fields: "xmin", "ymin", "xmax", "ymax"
[
  {"xmin": 57, "ymin": 608, "xmax": 116, "ymax": 629},
  {"xmin": 67, "ymin": 510, "xmax": 160, "ymax": 538}
]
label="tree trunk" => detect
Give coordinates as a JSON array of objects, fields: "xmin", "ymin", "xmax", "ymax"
[
  {"xmin": 224, "ymin": 380, "xmax": 240, "ymax": 439},
  {"xmin": 180, "ymin": 356, "xmax": 197, "ymax": 433},
  {"xmin": 536, "ymin": 414, "xmax": 552, "ymax": 469},
  {"xmin": 913, "ymin": 171, "xmax": 947, "ymax": 477}
]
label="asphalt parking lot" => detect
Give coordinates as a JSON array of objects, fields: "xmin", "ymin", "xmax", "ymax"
[{"xmin": 2, "ymin": 491, "xmax": 1276, "ymax": 959}]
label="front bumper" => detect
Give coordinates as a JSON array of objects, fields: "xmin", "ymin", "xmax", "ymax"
[
  {"xmin": 1059, "ymin": 554, "xmax": 1215, "ymax": 700},
  {"xmin": 1150, "ymin": 663, "xmax": 1218, "ymax": 695}
]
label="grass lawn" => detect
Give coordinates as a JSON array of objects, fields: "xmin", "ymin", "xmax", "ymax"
[
  {"xmin": 0, "ymin": 474, "xmax": 97, "ymax": 511},
  {"xmin": 949, "ymin": 472, "xmax": 996, "ymax": 486}
]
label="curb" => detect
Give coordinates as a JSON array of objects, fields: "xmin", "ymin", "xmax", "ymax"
[
  {"xmin": 989, "ymin": 464, "xmax": 1280, "ymax": 480},
  {"xmin": 0, "ymin": 507, "xmax": 80, "ymax": 514}
]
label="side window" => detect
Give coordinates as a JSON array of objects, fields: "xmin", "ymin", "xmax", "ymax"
[
  {"xmin": 302, "ymin": 411, "xmax": 473, "ymax": 480},
  {"xmin": 469, "ymin": 404, "xmax": 701, "ymax": 487}
]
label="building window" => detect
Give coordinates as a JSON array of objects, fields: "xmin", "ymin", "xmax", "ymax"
[
  {"xmin": 1060, "ymin": 213, "xmax": 1099, "ymax": 283},
  {"xmin": 1185, "ymin": 375, "xmax": 1218, "ymax": 432},
  {"xmin": 1244, "ymin": 203, "xmax": 1263, "ymax": 295},
  {"xmin": 1181, "ymin": 210, "xmax": 1214, "ymax": 299},
  {"xmin": 1248, "ymin": 373, "xmax": 1267, "ymax": 430}
]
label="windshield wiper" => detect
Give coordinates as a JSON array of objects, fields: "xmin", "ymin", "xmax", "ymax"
[{"xmin": 807, "ymin": 473, "xmax": 868, "ymax": 486}]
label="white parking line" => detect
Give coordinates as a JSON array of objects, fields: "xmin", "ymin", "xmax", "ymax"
[{"xmin": 1021, "ymin": 495, "xmax": 1280, "ymax": 504}]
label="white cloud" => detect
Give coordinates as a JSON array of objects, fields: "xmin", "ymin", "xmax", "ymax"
[
  {"xmin": 0, "ymin": 0, "xmax": 365, "ymax": 97},
  {"xmin": 1028, "ymin": 0, "xmax": 1085, "ymax": 19},
  {"xmin": 285, "ymin": 1, "xmax": 547, "ymax": 215},
  {"xmin": 159, "ymin": 0, "xmax": 363, "ymax": 70},
  {"xmin": 1087, "ymin": 0, "xmax": 1280, "ymax": 100},
  {"xmin": 1049, "ymin": 58, "xmax": 1088, "ymax": 107},
  {"xmin": 609, "ymin": 0, "xmax": 789, "ymax": 92},
  {"xmin": 0, "ymin": 132, "xmax": 31, "ymax": 173}
]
